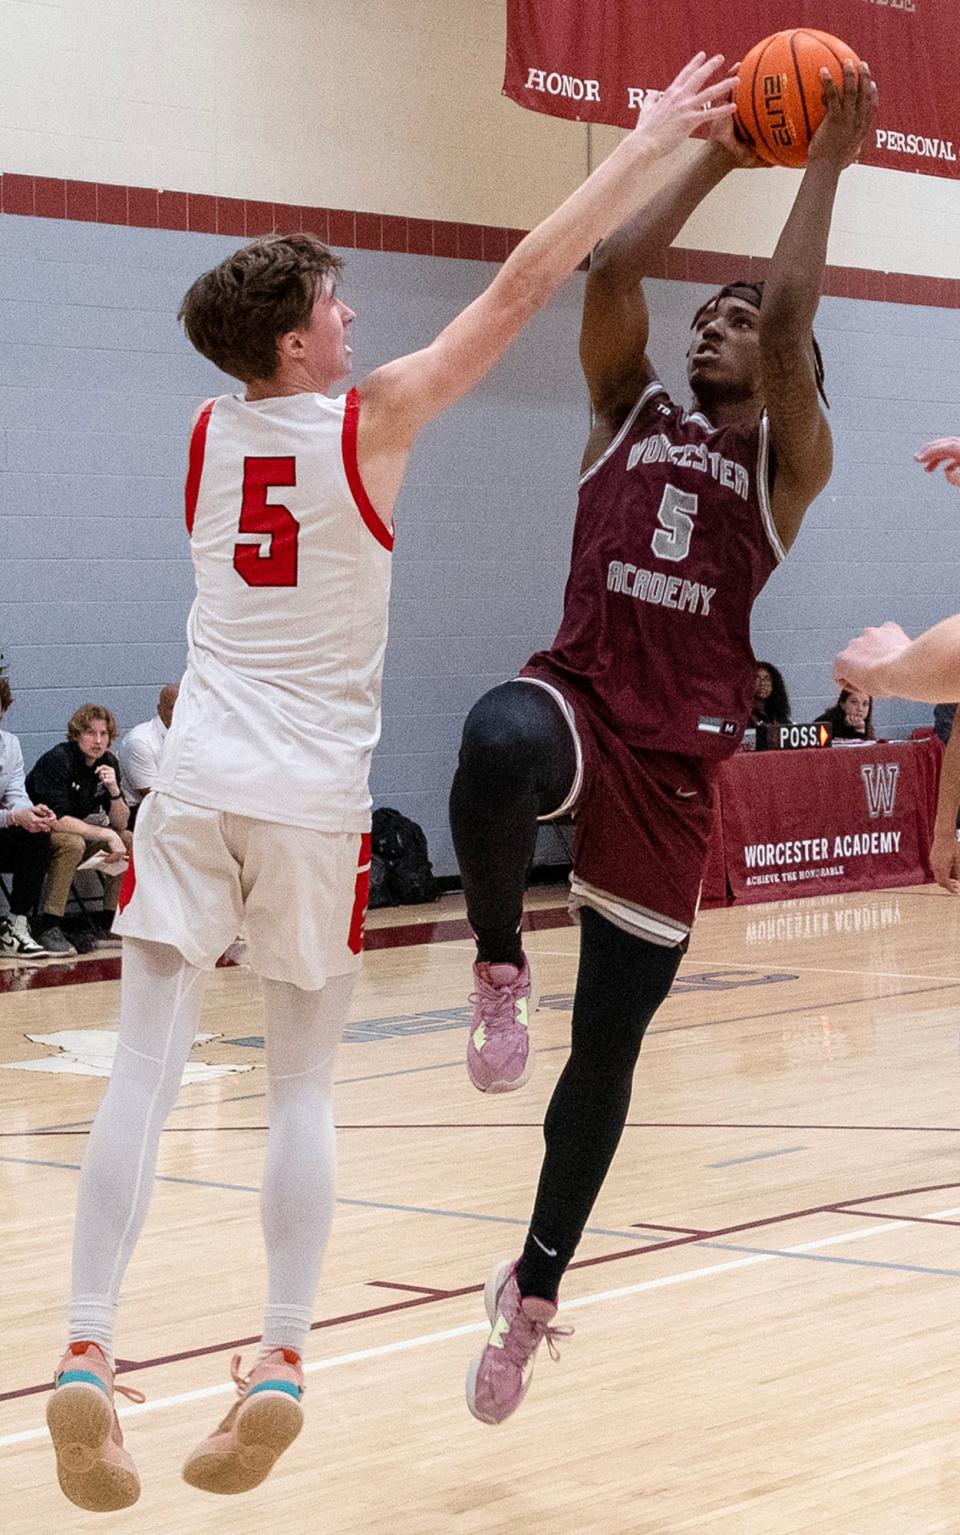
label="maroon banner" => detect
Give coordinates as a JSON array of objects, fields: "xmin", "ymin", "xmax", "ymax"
[
  {"xmin": 715, "ymin": 737, "xmax": 941, "ymax": 905},
  {"xmin": 504, "ymin": 1, "xmax": 959, "ymax": 180}
]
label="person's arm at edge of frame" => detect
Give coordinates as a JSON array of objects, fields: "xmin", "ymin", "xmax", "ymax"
[
  {"xmin": 760, "ymin": 63, "xmax": 878, "ymax": 553},
  {"xmin": 835, "ymin": 614, "xmax": 960, "ymax": 704},
  {"xmin": 931, "ymin": 707, "xmax": 960, "ymax": 893}
]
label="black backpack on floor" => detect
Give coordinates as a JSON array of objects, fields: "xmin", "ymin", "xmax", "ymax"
[{"xmin": 369, "ymin": 807, "xmax": 438, "ymax": 907}]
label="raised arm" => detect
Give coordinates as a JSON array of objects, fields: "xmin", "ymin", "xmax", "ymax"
[
  {"xmin": 577, "ymin": 97, "xmax": 775, "ymax": 431},
  {"xmin": 355, "ymin": 53, "xmax": 736, "ymax": 505},
  {"xmin": 578, "ymin": 142, "xmax": 734, "ymax": 422},
  {"xmin": 835, "ymin": 615, "xmax": 960, "ymax": 703},
  {"xmin": 761, "ymin": 63, "xmax": 877, "ymax": 551}
]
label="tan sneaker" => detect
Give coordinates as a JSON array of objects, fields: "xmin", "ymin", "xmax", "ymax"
[
  {"xmin": 46, "ymin": 1341, "xmax": 144, "ymax": 1511},
  {"xmin": 182, "ymin": 1348, "xmax": 305, "ymax": 1495}
]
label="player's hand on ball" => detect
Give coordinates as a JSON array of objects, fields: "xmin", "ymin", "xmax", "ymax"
[
  {"xmin": 916, "ymin": 437, "xmax": 960, "ymax": 489},
  {"xmin": 834, "ymin": 621, "xmax": 911, "ymax": 697},
  {"xmin": 808, "ymin": 60, "xmax": 878, "ymax": 169},
  {"xmin": 709, "ymin": 77, "xmax": 770, "ymax": 169}
]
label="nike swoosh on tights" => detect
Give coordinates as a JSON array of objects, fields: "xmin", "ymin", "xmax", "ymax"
[{"xmin": 532, "ymin": 1233, "xmax": 558, "ymax": 1257}]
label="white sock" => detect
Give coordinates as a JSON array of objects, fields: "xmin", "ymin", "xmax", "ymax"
[
  {"xmin": 68, "ymin": 939, "xmax": 208, "ymax": 1356},
  {"xmin": 257, "ymin": 973, "xmax": 354, "ymax": 1356}
]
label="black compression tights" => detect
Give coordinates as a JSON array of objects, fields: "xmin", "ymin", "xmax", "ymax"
[
  {"xmin": 516, "ymin": 906, "xmax": 685, "ymax": 1300},
  {"xmin": 449, "ymin": 681, "xmax": 577, "ymax": 966}
]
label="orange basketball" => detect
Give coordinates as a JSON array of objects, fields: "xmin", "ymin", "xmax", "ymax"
[{"xmin": 734, "ymin": 29, "xmax": 862, "ymax": 169}]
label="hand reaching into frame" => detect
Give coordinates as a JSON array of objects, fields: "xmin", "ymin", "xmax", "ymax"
[
  {"xmin": 916, "ymin": 437, "xmax": 960, "ymax": 489},
  {"xmin": 632, "ymin": 52, "xmax": 738, "ymax": 160}
]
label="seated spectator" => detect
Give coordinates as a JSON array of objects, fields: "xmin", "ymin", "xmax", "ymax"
[
  {"xmin": 750, "ymin": 661, "xmax": 791, "ymax": 726},
  {"xmin": 0, "ymin": 668, "xmax": 57, "ymax": 957},
  {"xmin": 816, "ymin": 687, "xmax": 874, "ymax": 741},
  {"xmin": 118, "ymin": 682, "xmax": 179, "ymax": 815},
  {"xmin": 26, "ymin": 704, "xmax": 134, "ymax": 955}
]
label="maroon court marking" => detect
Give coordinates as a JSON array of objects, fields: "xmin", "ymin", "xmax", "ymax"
[
  {"xmin": 630, "ymin": 1221, "xmax": 708, "ymax": 1235},
  {"xmin": 0, "ymin": 1285, "xmax": 486, "ymax": 1403},
  {"xmin": 839, "ymin": 1209, "xmax": 960, "ymax": 1229},
  {"xmin": 365, "ymin": 1281, "xmax": 453, "ymax": 1295},
  {"xmin": 11, "ymin": 1109, "xmax": 960, "ymax": 1138},
  {"xmin": 8, "ymin": 1175, "xmax": 960, "ymax": 1404}
]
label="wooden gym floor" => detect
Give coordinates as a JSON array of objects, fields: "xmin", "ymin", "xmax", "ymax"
[{"xmin": 2, "ymin": 880, "xmax": 960, "ymax": 1533}]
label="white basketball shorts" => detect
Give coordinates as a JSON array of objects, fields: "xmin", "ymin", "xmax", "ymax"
[{"xmin": 113, "ymin": 792, "xmax": 371, "ymax": 991}]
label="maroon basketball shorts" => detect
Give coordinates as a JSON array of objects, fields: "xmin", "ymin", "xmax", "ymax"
[{"xmin": 518, "ymin": 675, "xmax": 715, "ymax": 947}]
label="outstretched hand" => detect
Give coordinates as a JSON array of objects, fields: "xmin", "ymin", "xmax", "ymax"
[
  {"xmin": 834, "ymin": 620, "xmax": 911, "ymax": 697},
  {"xmin": 633, "ymin": 52, "xmax": 738, "ymax": 159},
  {"xmin": 808, "ymin": 61, "xmax": 878, "ymax": 170},
  {"xmin": 916, "ymin": 437, "xmax": 960, "ymax": 488}
]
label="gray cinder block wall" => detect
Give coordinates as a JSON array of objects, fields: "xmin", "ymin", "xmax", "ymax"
[{"xmin": 2, "ymin": 211, "xmax": 958, "ymax": 874}]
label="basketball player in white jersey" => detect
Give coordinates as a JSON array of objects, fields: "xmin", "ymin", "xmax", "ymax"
[{"xmin": 44, "ymin": 53, "xmax": 741, "ymax": 1511}]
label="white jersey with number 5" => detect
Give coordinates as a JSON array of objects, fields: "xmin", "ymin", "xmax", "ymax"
[{"xmin": 154, "ymin": 387, "xmax": 394, "ymax": 832}]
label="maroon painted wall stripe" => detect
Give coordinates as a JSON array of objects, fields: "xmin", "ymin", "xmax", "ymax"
[{"xmin": 2, "ymin": 171, "xmax": 958, "ymax": 308}]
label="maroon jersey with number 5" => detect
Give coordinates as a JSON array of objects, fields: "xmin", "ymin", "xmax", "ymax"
[{"xmin": 524, "ymin": 379, "xmax": 783, "ymax": 761}]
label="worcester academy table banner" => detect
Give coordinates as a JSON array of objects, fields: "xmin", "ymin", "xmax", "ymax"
[
  {"xmin": 716, "ymin": 735, "xmax": 941, "ymax": 906},
  {"xmin": 503, "ymin": 1, "xmax": 959, "ymax": 180}
]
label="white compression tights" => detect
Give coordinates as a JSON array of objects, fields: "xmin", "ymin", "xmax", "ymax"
[{"xmin": 69, "ymin": 937, "xmax": 353, "ymax": 1361}]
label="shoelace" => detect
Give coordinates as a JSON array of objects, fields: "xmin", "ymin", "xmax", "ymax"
[
  {"xmin": 230, "ymin": 1353, "xmax": 251, "ymax": 1397},
  {"xmin": 501, "ymin": 1310, "xmax": 574, "ymax": 1368},
  {"xmin": 469, "ymin": 973, "xmax": 527, "ymax": 1034},
  {"xmin": 114, "ymin": 1380, "xmax": 146, "ymax": 1405},
  {"xmin": 229, "ymin": 1351, "xmax": 305, "ymax": 1399}
]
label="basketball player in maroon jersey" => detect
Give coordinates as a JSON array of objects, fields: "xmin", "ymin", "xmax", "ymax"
[{"xmin": 454, "ymin": 63, "xmax": 877, "ymax": 1424}]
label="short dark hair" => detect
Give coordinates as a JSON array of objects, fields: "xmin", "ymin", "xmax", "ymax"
[
  {"xmin": 0, "ymin": 669, "xmax": 11, "ymax": 714},
  {"xmin": 178, "ymin": 233, "xmax": 344, "ymax": 382}
]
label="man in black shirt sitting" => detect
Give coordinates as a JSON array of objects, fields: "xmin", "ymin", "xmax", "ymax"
[{"xmin": 26, "ymin": 704, "xmax": 133, "ymax": 955}]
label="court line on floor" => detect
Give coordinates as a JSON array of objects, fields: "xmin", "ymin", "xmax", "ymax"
[
  {"xmin": 17, "ymin": 1106, "xmax": 960, "ymax": 1138},
  {"xmin": 15, "ymin": 975, "xmax": 959, "ymax": 1136},
  {"xmin": 6, "ymin": 1179, "xmax": 960, "ymax": 1412},
  {"xmin": 685, "ymin": 958, "xmax": 960, "ymax": 985},
  {"xmin": 514, "ymin": 947, "xmax": 960, "ymax": 989},
  {"xmin": 1, "ymin": 1203, "xmax": 951, "ymax": 1449},
  {"xmin": 840, "ymin": 1209, "xmax": 960, "ymax": 1229},
  {"xmin": 705, "ymin": 1243, "xmax": 960, "ymax": 1278},
  {"xmin": 0, "ymin": 1152, "xmax": 662, "ymax": 1241},
  {"xmin": 708, "ymin": 1146, "xmax": 805, "ymax": 1168}
]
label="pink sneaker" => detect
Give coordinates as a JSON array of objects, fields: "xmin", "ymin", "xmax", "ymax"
[
  {"xmin": 46, "ymin": 1341, "xmax": 145, "ymax": 1511},
  {"xmin": 465, "ymin": 1260, "xmax": 571, "ymax": 1425},
  {"xmin": 466, "ymin": 958, "xmax": 534, "ymax": 1093},
  {"xmin": 182, "ymin": 1348, "xmax": 305, "ymax": 1495}
]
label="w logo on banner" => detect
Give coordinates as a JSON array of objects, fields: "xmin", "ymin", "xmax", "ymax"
[{"xmin": 861, "ymin": 763, "xmax": 901, "ymax": 818}]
